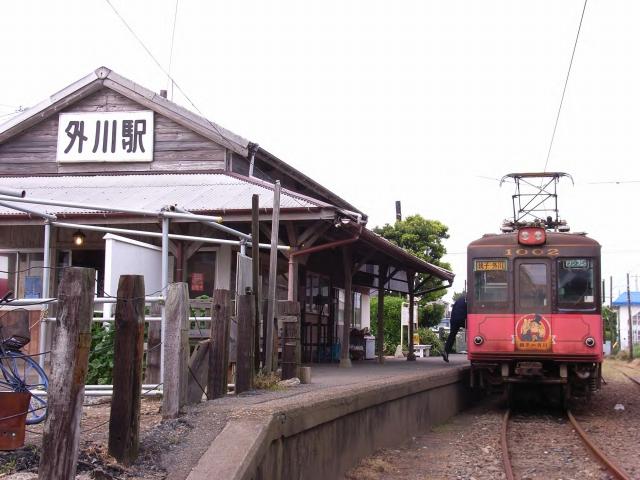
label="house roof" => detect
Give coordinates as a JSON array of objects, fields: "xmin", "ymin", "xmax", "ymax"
[
  {"xmin": 0, "ymin": 172, "xmax": 335, "ymax": 219},
  {"xmin": 0, "ymin": 66, "xmax": 363, "ymax": 215},
  {"xmin": 612, "ymin": 292, "xmax": 640, "ymax": 306}
]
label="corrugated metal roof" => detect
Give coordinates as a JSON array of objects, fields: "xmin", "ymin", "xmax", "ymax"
[
  {"xmin": 612, "ymin": 292, "xmax": 640, "ymax": 306},
  {"xmin": 0, "ymin": 173, "xmax": 331, "ymax": 217}
]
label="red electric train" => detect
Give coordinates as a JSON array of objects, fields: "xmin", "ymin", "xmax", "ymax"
[{"xmin": 466, "ymin": 173, "xmax": 603, "ymax": 405}]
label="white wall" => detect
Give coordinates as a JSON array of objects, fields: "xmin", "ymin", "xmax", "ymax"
[
  {"xmin": 102, "ymin": 234, "xmax": 164, "ymax": 319},
  {"xmin": 617, "ymin": 304, "xmax": 639, "ymax": 350}
]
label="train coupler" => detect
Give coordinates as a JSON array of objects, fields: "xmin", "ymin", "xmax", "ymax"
[{"xmin": 514, "ymin": 361, "xmax": 544, "ymax": 377}]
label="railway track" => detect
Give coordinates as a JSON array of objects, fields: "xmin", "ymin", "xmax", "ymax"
[{"xmin": 501, "ymin": 408, "xmax": 631, "ymax": 480}]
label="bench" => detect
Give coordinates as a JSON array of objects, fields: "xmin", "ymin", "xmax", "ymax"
[{"xmin": 414, "ymin": 344, "xmax": 431, "ymax": 358}]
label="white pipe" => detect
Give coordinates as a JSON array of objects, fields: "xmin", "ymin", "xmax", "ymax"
[
  {"xmin": 0, "ymin": 187, "xmax": 26, "ymax": 198},
  {"xmin": 38, "ymin": 222, "xmax": 52, "ymax": 367},
  {"xmin": 0, "ymin": 201, "xmax": 56, "ymax": 220},
  {"xmin": 166, "ymin": 208, "xmax": 251, "ymax": 241},
  {"xmin": 0, "ymin": 194, "xmax": 164, "ymax": 217},
  {"xmin": 51, "ymin": 221, "xmax": 289, "ymax": 250},
  {"xmin": 160, "ymin": 217, "xmax": 169, "ymax": 385}
]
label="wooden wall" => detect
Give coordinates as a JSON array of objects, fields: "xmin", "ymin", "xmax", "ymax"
[{"xmin": 0, "ymin": 89, "xmax": 227, "ymax": 175}]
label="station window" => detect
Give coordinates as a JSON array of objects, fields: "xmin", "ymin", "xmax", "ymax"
[
  {"xmin": 557, "ymin": 258, "xmax": 595, "ymax": 310},
  {"xmin": 473, "ymin": 258, "xmax": 509, "ymax": 310}
]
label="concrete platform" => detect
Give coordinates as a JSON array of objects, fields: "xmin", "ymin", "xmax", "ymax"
[{"xmin": 187, "ymin": 355, "xmax": 470, "ymax": 480}]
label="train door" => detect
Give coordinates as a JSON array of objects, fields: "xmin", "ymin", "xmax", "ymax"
[{"xmin": 514, "ymin": 258, "xmax": 553, "ymax": 353}]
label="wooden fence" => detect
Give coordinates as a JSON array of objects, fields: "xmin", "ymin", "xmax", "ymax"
[{"xmin": 37, "ymin": 267, "xmax": 300, "ymax": 479}]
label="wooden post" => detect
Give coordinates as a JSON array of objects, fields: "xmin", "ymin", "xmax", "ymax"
[
  {"xmin": 108, "ymin": 275, "xmax": 145, "ymax": 465},
  {"xmin": 377, "ymin": 265, "xmax": 387, "ymax": 364},
  {"xmin": 187, "ymin": 340, "xmax": 210, "ymax": 404},
  {"xmin": 39, "ymin": 267, "xmax": 95, "ymax": 480},
  {"xmin": 251, "ymin": 194, "xmax": 261, "ymax": 371},
  {"xmin": 235, "ymin": 294, "xmax": 254, "ymax": 394},
  {"xmin": 208, "ymin": 289, "xmax": 231, "ymax": 399},
  {"xmin": 627, "ymin": 273, "xmax": 634, "ymax": 360},
  {"xmin": 162, "ymin": 282, "xmax": 190, "ymax": 419},
  {"xmin": 265, "ymin": 181, "xmax": 281, "ymax": 373},
  {"xmin": 340, "ymin": 247, "xmax": 353, "ymax": 368},
  {"xmin": 144, "ymin": 303, "xmax": 162, "ymax": 384},
  {"xmin": 407, "ymin": 271, "xmax": 416, "ymax": 361}
]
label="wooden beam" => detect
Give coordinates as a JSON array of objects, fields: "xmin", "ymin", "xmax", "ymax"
[
  {"xmin": 187, "ymin": 340, "xmax": 210, "ymax": 404},
  {"xmin": 39, "ymin": 267, "xmax": 95, "ymax": 480},
  {"xmin": 235, "ymin": 294, "xmax": 254, "ymax": 394},
  {"xmin": 251, "ymin": 194, "xmax": 262, "ymax": 372},
  {"xmin": 351, "ymin": 249, "xmax": 376, "ymax": 276},
  {"xmin": 208, "ymin": 289, "xmax": 231, "ymax": 398},
  {"xmin": 297, "ymin": 221, "xmax": 330, "ymax": 247},
  {"xmin": 340, "ymin": 246, "xmax": 353, "ymax": 368},
  {"xmin": 109, "ymin": 275, "xmax": 145, "ymax": 465},
  {"xmin": 377, "ymin": 265, "xmax": 388, "ymax": 364},
  {"xmin": 163, "ymin": 283, "xmax": 190, "ymax": 419}
]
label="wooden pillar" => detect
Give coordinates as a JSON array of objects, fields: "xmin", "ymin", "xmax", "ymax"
[
  {"xmin": 265, "ymin": 181, "xmax": 281, "ymax": 373},
  {"xmin": 39, "ymin": 267, "xmax": 95, "ymax": 480},
  {"xmin": 251, "ymin": 194, "xmax": 262, "ymax": 371},
  {"xmin": 377, "ymin": 265, "xmax": 387, "ymax": 364},
  {"xmin": 407, "ymin": 271, "xmax": 416, "ymax": 361},
  {"xmin": 235, "ymin": 294, "xmax": 254, "ymax": 394},
  {"xmin": 186, "ymin": 340, "xmax": 210, "ymax": 404},
  {"xmin": 162, "ymin": 282, "xmax": 190, "ymax": 419},
  {"xmin": 340, "ymin": 247, "xmax": 353, "ymax": 368},
  {"xmin": 208, "ymin": 289, "xmax": 231, "ymax": 399},
  {"xmin": 108, "ymin": 275, "xmax": 145, "ymax": 465},
  {"xmin": 144, "ymin": 310, "xmax": 161, "ymax": 384}
]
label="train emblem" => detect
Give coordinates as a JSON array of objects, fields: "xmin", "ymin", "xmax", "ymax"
[{"xmin": 515, "ymin": 314, "xmax": 552, "ymax": 351}]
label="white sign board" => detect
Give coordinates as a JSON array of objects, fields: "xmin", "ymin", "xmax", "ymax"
[
  {"xmin": 400, "ymin": 303, "xmax": 418, "ymax": 326},
  {"xmin": 57, "ymin": 111, "xmax": 154, "ymax": 162}
]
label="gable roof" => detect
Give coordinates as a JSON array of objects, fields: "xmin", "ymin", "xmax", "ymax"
[
  {"xmin": 612, "ymin": 292, "xmax": 640, "ymax": 307},
  {"xmin": 0, "ymin": 66, "xmax": 363, "ymax": 216}
]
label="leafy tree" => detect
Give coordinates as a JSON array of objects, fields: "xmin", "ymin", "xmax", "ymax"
[
  {"xmin": 452, "ymin": 291, "xmax": 466, "ymax": 301},
  {"xmin": 374, "ymin": 214, "xmax": 453, "ymax": 316}
]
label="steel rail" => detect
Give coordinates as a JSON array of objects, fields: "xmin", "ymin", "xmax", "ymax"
[
  {"xmin": 616, "ymin": 367, "xmax": 640, "ymax": 387},
  {"xmin": 500, "ymin": 409, "xmax": 515, "ymax": 480},
  {"xmin": 566, "ymin": 410, "xmax": 630, "ymax": 480}
]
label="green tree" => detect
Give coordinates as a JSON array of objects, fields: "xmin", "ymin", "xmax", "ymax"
[{"xmin": 374, "ymin": 214, "xmax": 452, "ymax": 317}]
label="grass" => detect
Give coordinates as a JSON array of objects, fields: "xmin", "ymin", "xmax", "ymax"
[{"xmin": 253, "ymin": 371, "xmax": 282, "ymax": 391}]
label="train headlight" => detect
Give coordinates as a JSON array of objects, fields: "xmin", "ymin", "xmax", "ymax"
[
  {"xmin": 518, "ymin": 227, "xmax": 546, "ymax": 245},
  {"xmin": 473, "ymin": 336, "xmax": 484, "ymax": 345},
  {"xmin": 585, "ymin": 337, "xmax": 596, "ymax": 348}
]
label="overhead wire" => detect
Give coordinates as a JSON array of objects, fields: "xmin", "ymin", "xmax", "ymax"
[
  {"xmin": 167, "ymin": 0, "xmax": 180, "ymax": 100},
  {"xmin": 542, "ymin": 0, "xmax": 589, "ymax": 173}
]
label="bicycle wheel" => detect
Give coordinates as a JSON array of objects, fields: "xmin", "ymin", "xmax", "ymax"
[{"xmin": 0, "ymin": 350, "xmax": 48, "ymax": 424}]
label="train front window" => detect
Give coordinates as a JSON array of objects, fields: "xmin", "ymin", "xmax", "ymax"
[
  {"xmin": 473, "ymin": 259, "xmax": 508, "ymax": 309},
  {"xmin": 557, "ymin": 258, "xmax": 595, "ymax": 310},
  {"xmin": 518, "ymin": 263, "xmax": 548, "ymax": 310}
]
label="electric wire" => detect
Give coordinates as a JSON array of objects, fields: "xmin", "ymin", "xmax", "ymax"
[
  {"xmin": 167, "ymin": 0, "xmax": 180, "ymax": 100},
  {"xmin": 542, "ymin": 0, "xmax": 588, "ymax": 173}
]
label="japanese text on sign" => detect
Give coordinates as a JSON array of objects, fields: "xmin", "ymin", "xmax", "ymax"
[
  {"xmin": 474, "ymin": 260, "xmax": 507, "ymax": 271},
  {"xmin": 57, "ymin": 111, "xmax": 154, "ymax": 162}
]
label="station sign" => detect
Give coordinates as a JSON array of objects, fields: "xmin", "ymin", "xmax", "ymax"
[{"xmin": 56, "ymin": 111, "xmax": 154, "ymax": 162}]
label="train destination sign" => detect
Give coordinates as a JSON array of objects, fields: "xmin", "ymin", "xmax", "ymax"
[
  {"xmin": 474, "ymin": 260, "xmax": 507, "ymax": 271},
  {"xmin": 56, "ymin": 111, "xmax": 154, "ymax": 162}
]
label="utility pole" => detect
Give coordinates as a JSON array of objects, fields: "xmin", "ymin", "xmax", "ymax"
[
  {"xmin": 395, "ymin": 201, "xmax": 402, "ymax": 222},
  {"xmin": 627, "ymin": 273, "xmax": 634, "ymax": 360}
]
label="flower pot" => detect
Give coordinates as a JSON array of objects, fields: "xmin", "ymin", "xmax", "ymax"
[{"xmin": 0, "ymin": 391, "xmax": 31, "ymax": 450}]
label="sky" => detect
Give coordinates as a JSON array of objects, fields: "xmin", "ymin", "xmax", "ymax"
[{"xmin": 1, "ymin": 0, "xmax": 639, "ymax": 301}]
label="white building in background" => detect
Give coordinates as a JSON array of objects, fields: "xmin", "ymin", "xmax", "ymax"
[{"xmin": 612, "ymin": 292, "xmax": 640, "ymax": 350}]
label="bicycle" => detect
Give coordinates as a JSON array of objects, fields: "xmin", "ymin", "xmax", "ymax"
[{"xmin": 0, "ymin": 292, "xmax": 48, "ymax": 425}]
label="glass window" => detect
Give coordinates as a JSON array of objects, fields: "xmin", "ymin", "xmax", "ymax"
[
  {"xmin": 18, "ymin": 252, "xmax": 44, "ymax": 299},
  {"xmin": 557, "ymin": 258, "xmax": 595, "ymax": 309},
  {"xmin": 0, "ymin": 253, "xmax": 17, "ymax": 299},
  {"xmin": 518, "ymin": 263, "xmax": 548, "ymax": 310},
  {"xmin": 473, "ymin": 258, "xmax": 509, "ymax": 309},
  {"xmin": 352, "ymin": 292, "xmax": 362, "ymax": 328},
  {"xmin": 187, "ymin": 251, "xmax": 216, "ymax": 298}
]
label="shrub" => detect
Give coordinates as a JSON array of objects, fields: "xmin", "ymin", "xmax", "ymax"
[
  {"xmin": 417, "ymin": 327, "xmax": 444, "ymax": 356},
  {"xmin": 87, "ymin": 323, "xmax": 115, "ymax": 385},
  {"xmin": 370, "ymin": 296, "xmax": 405, "ymax": 355}
]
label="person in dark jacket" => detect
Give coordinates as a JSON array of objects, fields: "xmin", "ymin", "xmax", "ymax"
[{"xmin": 442, "ymin": 295, "xmax": 467, "ymax": 362}]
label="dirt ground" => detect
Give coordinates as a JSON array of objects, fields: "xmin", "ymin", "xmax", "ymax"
[{"xmin": 345, "ymin": 359, "xmax": 640, "ymax": 480}]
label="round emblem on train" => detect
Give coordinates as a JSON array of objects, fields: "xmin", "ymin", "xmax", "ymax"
[{"xmin": 515, "ymin": 314, "xmax": 552, "ymax": 351}]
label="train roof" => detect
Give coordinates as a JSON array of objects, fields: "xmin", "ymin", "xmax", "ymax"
[{"xmin": 468, "ymin": 231, "xmax": 601, "ymax": 249}]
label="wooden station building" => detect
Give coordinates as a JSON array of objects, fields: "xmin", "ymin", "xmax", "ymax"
[{"xmin": 0, "ymin": 67, "xmax": 453, "ymax": 365}]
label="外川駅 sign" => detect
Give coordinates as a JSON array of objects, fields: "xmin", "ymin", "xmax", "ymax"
[{"xmin": 56, "ymin": 111, "xmax": 154, "ymax": 162}]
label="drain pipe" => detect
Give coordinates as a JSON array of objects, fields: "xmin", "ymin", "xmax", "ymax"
[{"xmin": 289, "ymin": 226, "xmax": 363, "ymax": 259}]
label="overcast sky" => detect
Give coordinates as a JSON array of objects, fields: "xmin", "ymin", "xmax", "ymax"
[{"xmin": 1, "ymin": 0, "xmax": 639, "ymax": 300}]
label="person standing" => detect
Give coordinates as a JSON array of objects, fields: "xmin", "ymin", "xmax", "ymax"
[{"xmin": 442, "ymin": 295, "xmax": 467, "ymax": 362}]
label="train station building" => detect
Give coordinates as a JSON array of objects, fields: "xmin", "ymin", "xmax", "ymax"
[{"xmin": 0, "ymin": 66, "xmax": 453, "ymax": 363}]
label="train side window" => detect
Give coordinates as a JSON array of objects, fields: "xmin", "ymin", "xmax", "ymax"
[
  {"xmin": 473, "ymin": 259, "xmax": 509, "ymax": 310},
  {"xmin": 557, "ymin": 258, "xmax": 595, "ymax": 310},
  {"xmin": 518, "ymin": 263, "xmax": 548, "ymax": 311}
]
